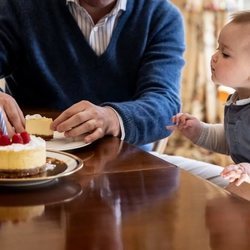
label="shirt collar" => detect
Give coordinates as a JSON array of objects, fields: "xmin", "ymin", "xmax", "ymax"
[
  {"xmin": 66, "ymin": 0, "xmax": 127, "ymax": 12},
  {"xmin": 226, "ymin": 92, "xmax": 250, "ymax": 106}
]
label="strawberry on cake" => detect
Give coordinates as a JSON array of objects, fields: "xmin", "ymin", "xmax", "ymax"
[{"xmin": 0, "ymin": 131, "xmax": 46, "ymax": 178}]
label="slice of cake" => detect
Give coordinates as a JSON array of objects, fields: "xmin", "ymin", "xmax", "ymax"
[
  {"xmin": 25, "ymin": 114, "xmax": 53, "ymax": 140},
  {"xmin": 0, "ymin": 132, "xmax": 47, "ymax": 178}
]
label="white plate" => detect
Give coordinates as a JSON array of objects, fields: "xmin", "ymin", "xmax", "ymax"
[
  {"xmin": 0, "ymin": 150, "xmax": 83, "ymax": 187},
  {"xmin": 46, "ymin": 131, "xmax": 91, "ymax": 151}
]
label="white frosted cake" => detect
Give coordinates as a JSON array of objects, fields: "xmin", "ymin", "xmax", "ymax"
[
  {"xmin": 25, "ymin": 114, "xmax": 53, "ymax": 140},
  {"xmin": 0, "ymin": 133, "xmax": 46, "ymax": 178}
]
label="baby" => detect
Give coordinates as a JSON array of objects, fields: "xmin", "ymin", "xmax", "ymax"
[{"xmin": 168, "ymin": 11, "xmax": 250, "ymax": 186}]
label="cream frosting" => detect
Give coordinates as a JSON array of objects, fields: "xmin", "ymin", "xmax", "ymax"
[
  {"xmin": 0, "ymin": 135, "xmax": 45, "ymax": 151},
  {"xmin": 25, "ymin": 114, "xmax": 45, "ymax": 119}
]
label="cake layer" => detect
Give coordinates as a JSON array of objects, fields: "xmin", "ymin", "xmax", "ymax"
[
  {"xmin": 0, "ymin": 165, "xmax": 46, "ymax": 178},
  {"xmin": 0, "ymin": 148, "xmax": 46, "ymax": 170}
]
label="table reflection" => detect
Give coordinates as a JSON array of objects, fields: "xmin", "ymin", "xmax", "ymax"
[
  {"xmin": 226, "ymin": 182, "xmax": 250, "ymax": 201},
  {"xmin": 206, "ymin": 197, "xmax": 250, "ymax": 250},
  {"xmin": 0, "ymin": 205, "xmax": 66, "ymax": 250},
  {"xmin": 72, "ymin": 136, "xmax": 124, "ymax": 176},
  {"xmin": 64, "ymin": 166, "xmax": 179, "ymax": 250},
  {"xmin": 0, "ymin": 178, "xmax": 82, "ymax": 206},
  {"xmin": 0, "ymin": 179, "xmax": 83, "ymax": 250}
]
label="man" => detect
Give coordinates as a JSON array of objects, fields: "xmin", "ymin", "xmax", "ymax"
[{"xmin": 0, "ymin": 0, "xmax": 185, "ymax": 146}]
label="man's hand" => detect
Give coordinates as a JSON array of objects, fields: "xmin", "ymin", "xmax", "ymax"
[
  {"xmin": 0, "ymin": 92, "xmax": 25, "ymax": 136},
  {"xmin": 51, "ymin": 101, "xmax": 121, "ymax": 144}
]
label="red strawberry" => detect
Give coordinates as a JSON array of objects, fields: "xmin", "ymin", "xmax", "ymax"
[
  {"xmin": 0, "ymin": 135, "xmax": 11, "ymax": 145},
  {"xmin": 12, "ymin": 134, "xmax": 24, "ymax": 144},
  {"xmin": 0, "ymin": 131, "xmax": 3, "ymax": 137},
  {"xmin": 20, "ymin": 131, "xmax": 31, "ymax": 144}
]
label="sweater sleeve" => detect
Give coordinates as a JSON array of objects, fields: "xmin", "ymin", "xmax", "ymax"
[
  {"xmin": 195, "ymin": 123, "xmax": 230, "ymax": 155},
  {"xmin": 103, "ymin": 2, "xmax": 185, "ymax": 145}
]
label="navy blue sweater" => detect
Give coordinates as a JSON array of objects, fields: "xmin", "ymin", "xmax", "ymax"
[{"xmin": 0, "ymin": 0, "xmax": 185, "ymax": 145}]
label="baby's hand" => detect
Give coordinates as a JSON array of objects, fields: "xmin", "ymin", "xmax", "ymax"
[
  {"xmin": 166, "ymin": 113, "xmax": 192, "ymax": 130},
  {"xmin": 221, "ymin": 163, "xmax": 250, "ymax": 186},
  {"xmin": 166, "ymin": 113, "xmax": 202, "ymax": 143}
]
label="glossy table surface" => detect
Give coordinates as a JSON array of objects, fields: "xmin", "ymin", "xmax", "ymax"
[{"xmin": 0, "ymin": 136, "xmax": 250, "ymax": 250}]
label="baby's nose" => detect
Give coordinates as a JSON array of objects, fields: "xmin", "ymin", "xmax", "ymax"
[{"xmin": 211, "ymin": 51, "xmax": 218, "ymax": 62}]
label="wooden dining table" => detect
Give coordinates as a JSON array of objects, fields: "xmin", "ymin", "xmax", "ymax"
[{"xmin": 0, "ymin": 134, "xmax": 250, "ymax": 250}]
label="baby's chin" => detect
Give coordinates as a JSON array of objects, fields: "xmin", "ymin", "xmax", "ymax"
[
  {"xmin": 211, "ymin": 75, "xmax": 223, "ymax": 86},
  {"xmin": 211, "ymin": 77, "xmax": 220, "ymax": 85}
]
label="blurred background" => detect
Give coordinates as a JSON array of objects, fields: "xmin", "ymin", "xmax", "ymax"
[{"xmin": 164, "ymin": 0, "xmax": 250, "ymax": 166}]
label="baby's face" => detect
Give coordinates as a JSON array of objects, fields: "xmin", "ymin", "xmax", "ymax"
[{"xmin": 210, "ymin": 22, "xmax": 250, "ymax": 97}]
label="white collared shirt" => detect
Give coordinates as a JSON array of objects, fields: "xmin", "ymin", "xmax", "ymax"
[{"xmin": 66, "ymin": 0, "xmax": 127, "ymax": 55}]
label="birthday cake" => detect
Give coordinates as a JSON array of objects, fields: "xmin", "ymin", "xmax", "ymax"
[
  {"xmin": 0, "ymin": 132, "xmax": 46, "ymax": 178},
  {"xmin": 25, "ymin": 114, "xmax": 53, "ymax": 140}
]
